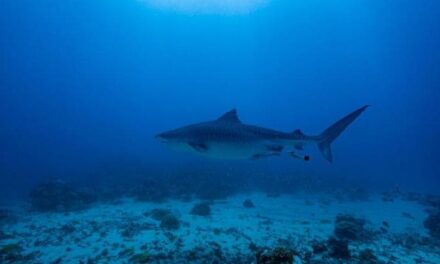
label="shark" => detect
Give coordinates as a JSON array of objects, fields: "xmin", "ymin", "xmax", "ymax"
[{"xmin": 156, "ymin": 105, "xmax": 368, "ymax": 162}]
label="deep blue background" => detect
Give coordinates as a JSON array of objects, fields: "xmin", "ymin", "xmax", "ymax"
[{"xmin": 1, "ymin": 0, "xmax": 439, "ymax": 199}]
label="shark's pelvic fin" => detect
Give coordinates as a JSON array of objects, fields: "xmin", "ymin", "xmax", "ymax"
[
  {"xmin": 217, "ymin": 109, "xmax": 241, "ymax": 123},
  {"xmin": 318, "ymin": 105, "xmax": 368, "ymax": 162}
]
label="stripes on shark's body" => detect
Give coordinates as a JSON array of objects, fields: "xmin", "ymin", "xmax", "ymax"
[{"xmin": 156, "ymin": 105, "xmax": 368, "ymax": 162}]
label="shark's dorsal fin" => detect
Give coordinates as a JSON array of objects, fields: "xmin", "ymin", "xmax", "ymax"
[{"xmin": 217, "ymin": 109, "xmax": 241, "ymax": 123}]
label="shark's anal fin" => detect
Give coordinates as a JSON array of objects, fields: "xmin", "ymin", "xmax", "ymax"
[{"xmin": 188, "ymin": 142, "xmax": 208, "ymax": 152}]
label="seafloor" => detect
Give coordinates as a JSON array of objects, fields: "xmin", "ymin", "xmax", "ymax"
[{"xmin": 1, "ymin": 190, "xmax": 440, "ymax": 263}]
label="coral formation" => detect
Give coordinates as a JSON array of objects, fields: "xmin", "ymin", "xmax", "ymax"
[
  {"xmin": 0, "ymin": 243, "xmax": 23, "ymax": 263},
  {"xmin": 121, "ymin": 221, "xmax": 154, "ymax": 238},
  {"xmin": 256, "ymin": 247, "xmax": 294, "ymax": 264},
  {"xmin": 327, "ymin": 237, "xmax": 351, "ymax": 260},
  {"xmin": 311, "ymin": 240, "xmax": 328, "ymax": 254},
  {"xmin": 422, "ymin": 195, "xmax": 440, "ymax": 208},
  {"xmin": 424, "ymin": 211, "xmax": 440, "ymax": 239},
  {"xmin": 190, "ymin": 202, "xmax": 211, "ymax": 216},
  {"xmin": 160, "ymin": 214, "xmax": 180, "ymax": 230},
  {"xmin": 184, "ymin": 242, "xmax": 227, "ymax": 263},
  {"xmin": 130, "ymin": 253, "xmax": 149, "ymax": 263},
  {"xmin": 334, "ymin": 214, "xmax": 368, "ymax": 241},
  {"xmin": 243, "ymin": 199, "xmax": 255, "ymax": 208},
  {"xmin": 357, "ymin": 249, "xmax": 378, "ymax": 264},
  {"xmin": 149, "ymin": 208, "xmax": 173, "ymax": 221}
]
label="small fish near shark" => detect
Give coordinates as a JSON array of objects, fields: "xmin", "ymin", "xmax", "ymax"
[{"xmin": 156, "ymin": 105, "xmax": 368, "ymax": 162}]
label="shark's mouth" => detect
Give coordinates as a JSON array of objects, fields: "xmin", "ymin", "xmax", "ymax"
[{"xmin": 140, "ymin": 0, "xmax": 269, "ymax": 14}]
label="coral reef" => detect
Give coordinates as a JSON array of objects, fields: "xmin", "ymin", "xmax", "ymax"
[
  {"xmin": 29, "ymin": 180, "xmax": 96, "ymax": 212},
  {"xmin": 160, "ymin": 213, "xmax": 180, "ymax": 230},
  {"xmin": 190, "ymin": 202, "xmax": 211, "ymax": 217},
  {"xmin": 422, "ymin": 195, "xmax": 440, "ymax": 209},
  {"xmin": 424, "ymin": 211, "xmax": 440, "ymax": 239},
  {"xmin": 357, "ymin": 249, "xmax": 379, "ymax": 264},
  {"xmin": 148, "ymin": 208, "xmax": 173, "ymax": 221},
  {"xmin": 327, "ymin": 237, "xmax": 351, "ymax": 260},
  {"xmin": 2, "ymin": 192, "xmax": 439, "ymax": 263},
  {"xmin": 334, "ymin": 214, "xmax": 368, "ymax": 241},
  {"xmin": 390, "ymin": 232, "xmax": 433, "ymax": 250},
  {"xmin": 60, "ymin": 223, "xmax": 76, "ymax": 235},
  {"xmin": 311, "ymin": 240, "xmax": 328, "ymax": 254},
  {"xmin": 0, "ymin": 243, "xmax": 23, "ymax": 263},
  {"xmin": 243, "ymin": 199, "xmax": 255, "ymax": 208},
  {"xmin": 130, "ymin": 253, "xmax": 149, "ymax": 263},
  {"xmin": 146, "ymin": 208, "xmax": 180, "ymax": 230},
  {"xmin": 184, "ymin": 242, "xmax": 226, "ymax": 263},
  {"xmin": 256, "ymin": 247, "xmax": 294, "ymax": 264},
  {"xmin": 121, "ymin": 221, "xmax": 154, "ymax": 238}
]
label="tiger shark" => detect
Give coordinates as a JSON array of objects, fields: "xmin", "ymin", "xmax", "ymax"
[{"xmin": 156, "ymin": 105, "xmax": 368, "ymax": 162}]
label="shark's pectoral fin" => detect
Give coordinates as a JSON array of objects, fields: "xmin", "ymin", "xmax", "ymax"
[{"xmin": 188, "ymin": 142, "xmax": 209, "ymax": 153}]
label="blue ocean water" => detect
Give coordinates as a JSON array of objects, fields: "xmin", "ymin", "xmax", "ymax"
[{"xmin": 1, "ymin": 1, "xmax": 439, "ymax": 263}]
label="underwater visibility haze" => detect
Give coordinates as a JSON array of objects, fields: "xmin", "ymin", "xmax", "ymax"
[{"xmin": 1, "ymin": 0, "xmax": 440, "ymax": 263}]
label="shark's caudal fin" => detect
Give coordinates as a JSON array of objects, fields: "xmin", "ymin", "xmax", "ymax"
[{"xmin": 318, "ymin": 105, "xmax": 368, "ymax": 162}]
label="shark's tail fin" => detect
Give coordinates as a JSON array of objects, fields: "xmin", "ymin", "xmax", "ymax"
[{"xmin": 318, "ymin": 105, "xmax": 368, "ymax": 162}]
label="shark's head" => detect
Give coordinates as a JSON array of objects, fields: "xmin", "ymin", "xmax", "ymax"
[
  {"xmin": 156, "ymin": 129, "xmax": 183, "ymax": 143},
  {"xmin": 156, "ymin": 110, "xmax": 241, "ymax": 155},
  {"xmin": 155, "ymin": 127, "xmax": 194, "ymax": 152}
]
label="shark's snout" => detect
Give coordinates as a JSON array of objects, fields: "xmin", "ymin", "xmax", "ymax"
[
  {"xmin": 155, "ymin": 133, "xmax": 168, "ymax": 143},
  {"xmin": 156, "ymin": 130, "xmax": 178, "ymax": 143}
]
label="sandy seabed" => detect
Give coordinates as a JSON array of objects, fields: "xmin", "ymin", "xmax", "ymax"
[{"xmin": 1, "ymin": 193, "xmax": 440, "ymax": 263}]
